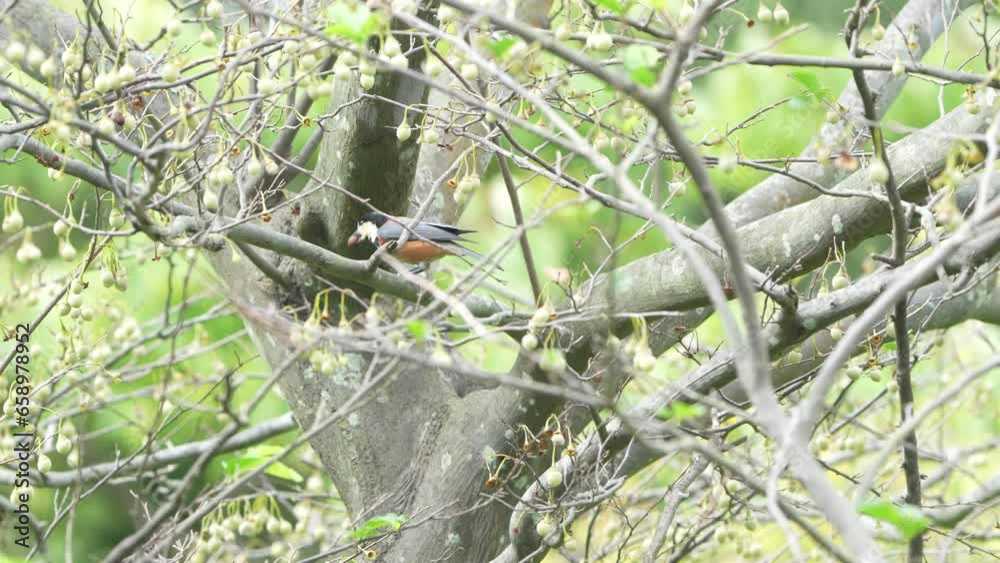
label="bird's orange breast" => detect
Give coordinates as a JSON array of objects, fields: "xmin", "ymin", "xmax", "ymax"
[{"xmin": 382, "ymin": 239, "xmax": 452, "ymax": 263}]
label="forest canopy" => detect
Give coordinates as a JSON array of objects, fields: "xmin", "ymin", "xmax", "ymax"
[{"xmin": 0, "ymin": 0, "xmax": 999, "ymax": 562}]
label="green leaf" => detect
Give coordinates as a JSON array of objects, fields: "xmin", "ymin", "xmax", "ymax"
[
  {"xmin": 790, "ymin": 71, "xmax": 829, "ymax": 101},
  {"xmin": 487, "ymin": 37, "xmax": 519, "ymax": 59},
  {"xmin": 622, "ymin": 44, "xmax": 659, "ymax": 86},
  {"xmin": 655, "ymin": 402, "xmax": 705, "ymax": 422},
  {"xmin": 224, "ymin": 445, "xmax": 304, "ymax": 483},
  {"xmin": 594, "ymin": 0, "xmax": 626, "ymax": 15},
  {"xmin": 245, "ymin": 444, "xmax": 286, "ymax": 458},
  {"xmin": 406, "ymin": 320, "xmax": 430, "ymax": 343},
  {"xmin": 350, "ymin": 513, "xmax": 410, "ymax": 540},
  {"xmin": 433, "ymin": 270, "xmax": 454, "ymax": 289},
  {"xmin": 630, "ymin": 68, "xmax": 657, "ymax": 87},
  {"xmin": 859, "ymin": 500, "xmax": 930, "ymax": 540},
  {"xmin": 262, "ymin": 460, "xmax": 303, "ymax": 482},
  {"xmin": 325, "ymin": 2, "xmax": 382, "ymax": 44}
]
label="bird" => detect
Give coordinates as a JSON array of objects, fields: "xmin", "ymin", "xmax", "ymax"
[{"xmin": 347, "ymin": 211, "xmax": 493, "ymax": 266}]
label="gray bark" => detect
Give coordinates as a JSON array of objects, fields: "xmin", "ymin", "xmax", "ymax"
[{"xmin": 3, "ymin": 0, "xmax": 997, "ymax": 561}]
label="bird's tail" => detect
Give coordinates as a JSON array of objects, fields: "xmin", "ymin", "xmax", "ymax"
[{"xmin": 443, "ymin": 242, "xmax": 506, "ymax": 279}]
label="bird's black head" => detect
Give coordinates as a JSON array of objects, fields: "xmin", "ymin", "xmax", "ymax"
[{"xmin": 359, "ymin": 211, "xmax": 389, "ymax": 227}]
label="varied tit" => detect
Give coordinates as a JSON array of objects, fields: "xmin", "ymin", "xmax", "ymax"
[{"xmin": 347, "ymin": 211, "xmax": 490, "ymax": 265}]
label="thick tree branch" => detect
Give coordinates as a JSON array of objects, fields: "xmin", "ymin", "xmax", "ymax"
[{"xmin": 0, "ymin": 414, "xmax": 295, "ymax": 487}]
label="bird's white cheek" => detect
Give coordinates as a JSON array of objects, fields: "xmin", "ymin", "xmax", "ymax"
[{"xmin": 357, "ymin": 222, "xmax": 379, "ymax": 242}]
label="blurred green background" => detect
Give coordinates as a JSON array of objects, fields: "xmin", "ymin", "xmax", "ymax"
[{"xmin": 1, "ymin": 0, "xmax": 998, "ymax": 561}]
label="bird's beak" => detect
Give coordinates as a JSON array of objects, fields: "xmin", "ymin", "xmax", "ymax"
[
  {"xmin": 348, "ymin": 221, "xmax": 376, "ymax": 247},
  {"xmin": 347, "ymin": 230, "xmax": 363, "ymax": 247}
]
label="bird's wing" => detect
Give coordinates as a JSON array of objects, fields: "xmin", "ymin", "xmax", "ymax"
[
  {"xmin": 419, "ymin": 221, "xmax": 476, "ymax": 235},
  {"xmin": 378, "ymin": 220, "xmax": 471, "ymax": 243},
  {"xmin": 375, "ymin": 221, "xmax": 405, "ymax": 242}
]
